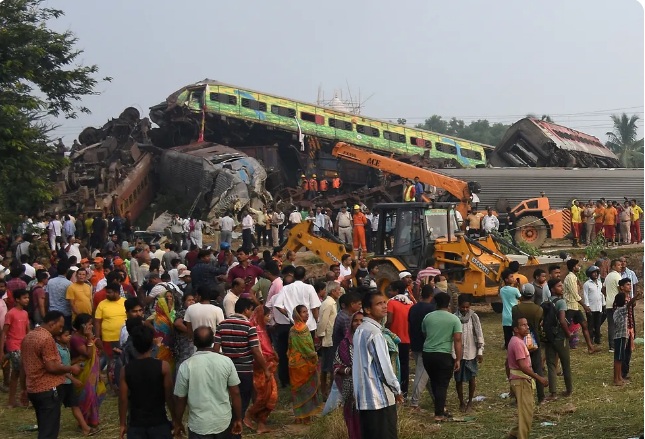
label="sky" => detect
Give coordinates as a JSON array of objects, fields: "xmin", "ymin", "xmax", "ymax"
[{"xmin": 46, "ymin": 0, "xmax": 644, "ymax": 146}]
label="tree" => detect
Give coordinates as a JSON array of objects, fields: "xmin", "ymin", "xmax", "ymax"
[
  {"xmin": 415, "ymin": 115, "xmax": 510, "ymax": 146},
  {"xmin": 605, "ymin": 113, "xmax": 644, "ymax": 168},
  {"xmin": 0, "ymin": 0, "xmax": 109, "ymax": 219}
]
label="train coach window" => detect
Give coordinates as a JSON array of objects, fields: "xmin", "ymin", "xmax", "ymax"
[
  {"xmin": 329, "ymin": 118, "xmax": 353, "ymax": 131},
  {"xmin": 210, "ymin": 93, "xmax": 237, "ymax": 105},
  {"xmin": 241, "ymin": 98, "xmax": 267, "ymax": 112},
  {"xmin": 461, "ymin": 149, "xmax": 483, "ymax": 160},
  {"xmin": 384, "ymin": 131, "xmax": 406, "ymax": 143},
  {"xmin": 356, "ymin": 124, "xmax": 380, "ymax": 137},
  {"xmin": 410, "ymin": 136, "xmax": 432, "ymax": 148},
  {"xmin": 300, "ymin": 112, "xmax": 325, "ymax": 125},
  {"xmin": 435, "ymin": 142, "xmax": 457, "ymax": 154},
  {"xmin": 271, "ymin": 105, "xmax": 296, "ymax": 118}
]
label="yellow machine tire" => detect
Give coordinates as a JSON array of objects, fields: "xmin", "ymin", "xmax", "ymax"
[
  {"xmin": 514, "ymin": 215, "xmax": 547, "ymax": 248},
  {"xmin": 375, "ymin": 262, "xmax": 401, "ymax": 294}
]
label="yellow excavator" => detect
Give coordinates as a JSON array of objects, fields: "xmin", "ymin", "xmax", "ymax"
[{"xmin": 282, "ymin": 201, "xmax": 539, "ymax": 303}]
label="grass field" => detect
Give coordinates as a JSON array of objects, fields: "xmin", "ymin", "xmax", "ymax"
[{"xmin": 1, "ymin": 302, "xmax": 642, "ymax": 439}]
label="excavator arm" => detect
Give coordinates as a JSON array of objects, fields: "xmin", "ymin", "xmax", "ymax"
[
  {"xmin": 281, "ymin": 221, "xmax": 352, "ymax": 267},
  {"xmin": 332, "ymin": 142, "xmax": 474, "ymax": 217}
]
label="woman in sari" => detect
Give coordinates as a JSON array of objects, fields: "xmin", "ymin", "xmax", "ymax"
[
  {"xmin": 382, "ymin": 327, "xmax": 401, "ymax": 382},
  {"xmin": 246, "ymin": 305, "xmax": 279, "ymax": 433},
  {"xmin": 151, "ymin": 292, "xmax": 176, "ymax": 374},
  {"xmin": 288, "ymin": 305, "xmax": 323, "ymax": 424},
  {"xmin": 333, "ymin": 311, "xmax": 363, "ymax": 439},
  {"xmin": 70, "ymin": 313, "xmax": 107, "ymax": 429},
  {"xmin": 173, "ymin": 293, "xmax": 195, "ymax": 373}
]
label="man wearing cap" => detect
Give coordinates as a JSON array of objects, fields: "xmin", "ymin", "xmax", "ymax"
[
  {"xmin": 352, "ymin": 205, "xmax": 368, "ymax": 253},
  {"xmin": 331, "ymin": 172, "xmax": 342, "ymax": 195},
  {"xmin": 90, "ymin": 257, "xmax": 105, "ymax": 288},
  {"xmin": 512, "ymin": 283, "xmax": 545, "ymax": 404},
  {"xmin": 299, "ymin": 174, "xmax": 309, "ymax": 193},
  {"xmin": 178, "ymin": 270, "xmax": 192, "ymax": 296},
  {"xmin": 335, "ymin": 206, "xmax": 353, "ymax": 245},
  {"xmin": 583, "ymin": 266, "xmax": 603, "ymax": 345},
  {"xmin": 399, "ymin": 271, "xmax": 417, "ymax": 304}
]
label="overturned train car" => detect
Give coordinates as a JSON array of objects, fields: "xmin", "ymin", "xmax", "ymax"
[
  {"xmin": 489, "ymin": 117, "xmax": 620, "ymax": 168},
  {"xmin": 157, "ymin": 142, "xmax": 271, "ymax": 219}
]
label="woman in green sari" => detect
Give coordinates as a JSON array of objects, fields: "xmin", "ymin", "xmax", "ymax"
[{"xmin": 288, "ymin": 305, "xmax": 323, "ymax": 424}]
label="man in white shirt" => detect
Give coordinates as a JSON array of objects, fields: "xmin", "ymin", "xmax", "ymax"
[
  {"xmin": 241, "ymin": 211, "xmax": 255, "ymax": 251},
  {"xmin": 220, "ymin": 213, "xmax": 235, "ymax": 245},
  {"xmin": 48, "ymin": 214, "xmax": 63, "ymax": 250},
  {"xmin": 288, "ymin": 209, "xmax": 301, "ymax": 228},
  {"xmin": 583, "ymin": 266, "xmax": 604, "ymax": 345},
  {"xmin": 603, "ymin": 259, "xmax": 622, "ymax": 352},
  {"xmin": 481, "ymin": 207, "xmax": 499, "ymax": 236},
  {"xmin": 314, "ymin": 207, "xmax": 325, "ymax": 234},
  {"xmin": 65, "ymin": 237, "xmax": 82, "ymax": 262},
  {"xmin": 273, "ymin": 266, "xmax": 321, "ymax": 386},
  {"xmin": 222, "ymin": 278, "xmax": 245, "ymax": 318},
  {"xmin": 339, "ymin": 253, "xmax": 353, "ymax": 280},
  {"xmin": 183, "ymin": 287, "xmax": 225, "ymax": 333},
  {"xmin": 335, "ymin": 206, "xmax": 353, "ymax": 244},
  {"xmin": 317, "ymin": 281, "xmax": 341, "ymax": 397}
]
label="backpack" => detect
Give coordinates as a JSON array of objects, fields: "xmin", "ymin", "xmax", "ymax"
[{"xmin": 539, "ymin": 297, "xmax": 563, "ymax": 343}]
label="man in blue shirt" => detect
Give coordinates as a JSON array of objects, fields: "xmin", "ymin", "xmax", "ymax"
[
  {"xmin": 353, "ymin": 291, "xmax": 402, "ymax": 439},
  {"xmin": 414, "ymin": 177, "xmax": 425, "ymax": 202},
  {"xmin": 500, "ymin": 269, "xmax": 521, "ymax": 349}
]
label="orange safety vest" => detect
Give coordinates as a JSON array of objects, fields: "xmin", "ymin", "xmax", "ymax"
[
  {"xmin": 309, "ymin": 179, "xmax": 318, "ymax": 191},
  {"xmin": 319, "ymin": 179, "xmax": 329, "ymax": 191},
  {"xmin": 301, "ymin": 179, "xmax": 309, "ymax": 191},
  {"xmin": 332, "ymin": 177, "xmax": 341, "ymax": 189},
  {"xmin": 404, "ymin": 185, "xmax": 415, "ymax": 202}
]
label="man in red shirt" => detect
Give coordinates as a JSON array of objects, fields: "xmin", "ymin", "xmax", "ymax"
[
  {"xmin": 386, "ymin": 280, "xmax": 413, "ymax": 397},
  {"xmin": 228, "ymin": 248, "xmax": 264, "ymax": 305},
  {"xmin": 5, "ymin": 266, "xmax": 28, "ymax": 310},
  {"xmin": 22, "ymin": 310, "xmax": 81, "ymax": 438}
]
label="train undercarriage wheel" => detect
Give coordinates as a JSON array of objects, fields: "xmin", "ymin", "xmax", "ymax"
[
  {"xmin": 514, "ymin": 215, "xmax": 547, "ymax": 248},
  {"xmin": 375, "ymin": 262, "xmax": 400, "ymax": 294}
]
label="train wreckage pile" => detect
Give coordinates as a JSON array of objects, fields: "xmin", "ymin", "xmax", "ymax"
[{"xmin": 46, "ymin": 80, "xmax": 640, "ymax": 226}]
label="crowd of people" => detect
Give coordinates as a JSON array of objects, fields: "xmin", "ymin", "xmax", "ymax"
[{"xmin": 0, "ymin": 205, "xmax": 641, "ymax": 439}]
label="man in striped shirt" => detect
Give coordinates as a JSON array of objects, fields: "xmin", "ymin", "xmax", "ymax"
[
  {"xmin": 353, "ymin": 290, "xmax": 403, "ymax": 439},
  {"xmin": 214, "ymin": 298, "xmax": 270, "ymax": 424}
]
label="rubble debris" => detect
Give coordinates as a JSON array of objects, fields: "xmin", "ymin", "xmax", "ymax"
[{"xmin": 156, "ymin": 142, "xmax": 272, "ymax": 219}]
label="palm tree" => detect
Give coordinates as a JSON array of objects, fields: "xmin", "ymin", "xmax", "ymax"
[{"xmin": 606, "ymin": 113, "xmax": 644, "ymax": 168}]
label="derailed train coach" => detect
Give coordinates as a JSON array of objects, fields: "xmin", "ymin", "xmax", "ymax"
[
  {"xmin": 157, "ymin": 142, "xmax": 272, "ymax": 219},
  {"xmin": 489, "ymin": 117, "xmax": 620, "ymax": 168}
]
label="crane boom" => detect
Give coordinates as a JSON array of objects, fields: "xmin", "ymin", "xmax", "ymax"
[{"xmin": 332, "ymin": 142, "xmax": 475, "ymax": 217}]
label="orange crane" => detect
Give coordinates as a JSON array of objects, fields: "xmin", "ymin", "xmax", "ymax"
[
  {"xmin": 332, "ymin": 142, "xmax": 570, "ymax": 247},
  {"xmin": 332, "ymin": 142, "xmax": 479, "ymax": 219}
]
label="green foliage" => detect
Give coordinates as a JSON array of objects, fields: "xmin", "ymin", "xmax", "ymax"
[
  {"xmin": 415, "ymin": 115, "xmax": 510, "ymax": 146},
  {"xmin": 0, "ymin": 0, "xmax": 109, "ymax": 220},
  {"xmin": 584, "ymin": 233, "xmax": 606, "ymax": 261},
  {"xmin": 605, "ymin": 113, "xmax": 644, "ymax": 168},
  {"xmin": 497, "ymin": 229, "xmax": 542, "ymax": 256}
]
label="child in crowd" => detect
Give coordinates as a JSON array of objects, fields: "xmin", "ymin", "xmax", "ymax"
[
  {"xmin": 612, "ymin": 282, "xmax": 640, "ymax": 386},
  {"xmin": 55, "ymin": 327, "xmax": 95, "ymax": 435},
  {"xmin": 454, "ymin": 294, "xmax": 484, "ymax": 412},
  {"xmin": 1, "ymin": 289, "xmax": 30, "ymax": 408}
]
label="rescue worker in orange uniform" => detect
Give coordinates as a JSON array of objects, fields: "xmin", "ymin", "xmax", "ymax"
[
  {"xmin": 319, "ymin": 177, "xmax": 329, "ymax": 193},
  {"xmin": 300, "ymin": 174, "xmax": 309, "ymax": 191},
  {"xmin": 332, "ymin": 173, "xmax": 342, "ymax": 195},
  {"xmin": 352, "ymin": 204, "xmax": 368, "ymax": 253},
  {"xmin": 308, "ymin": 175, "xmax": 319, "ymax": 200}
]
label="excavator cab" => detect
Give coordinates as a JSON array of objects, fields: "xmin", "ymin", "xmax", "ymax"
[{"xmin": 372, "ymin": 202, "xmax": 460, "ymax": 290}]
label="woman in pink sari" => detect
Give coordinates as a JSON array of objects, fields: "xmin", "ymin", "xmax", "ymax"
[
  {"xmin": 71, "ymin": 313, "xmax": 106, "ymax": 429},
  {"xmin": 333, "ymin": 311, "xmax": 363, "ymax": 439},
  {"xmin": 245, "ymin": 305, "xmax": 279, "ymax": 433}
]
